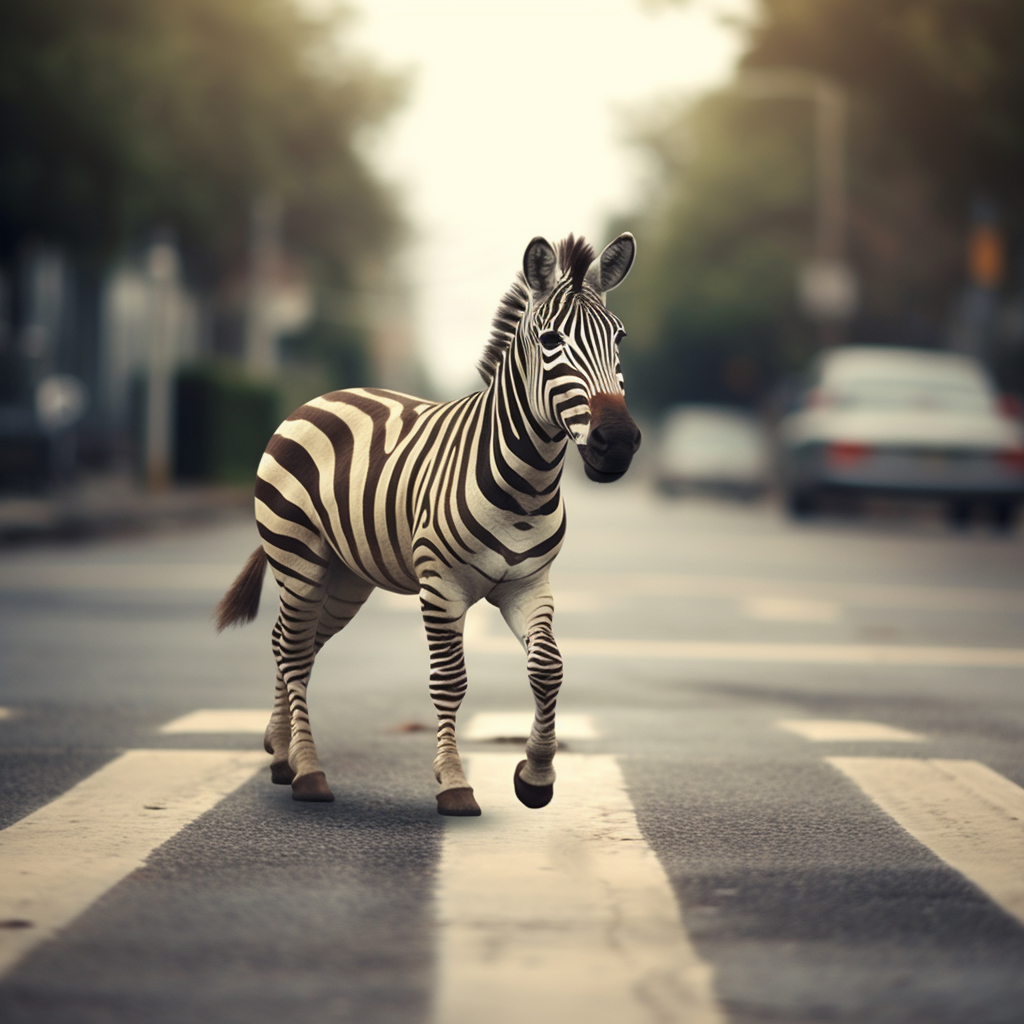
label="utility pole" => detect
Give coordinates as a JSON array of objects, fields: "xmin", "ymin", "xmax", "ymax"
[
  {"xmin": 245, "ymin": 196, "xmax": 282, "ymax": 376},
  {"xmin": 145, "ymin": 239, "xmax": 180, "ymax": 491},
  {"xmin": 730, "ymin": 71, "xmax": 857, "ymax": 346}
]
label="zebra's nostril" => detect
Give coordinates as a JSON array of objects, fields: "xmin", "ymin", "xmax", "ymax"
[
  {"xmin": 587, "ymin": 420, "xmax": 640, "ymax": 459},
  {"xmin": 588, "ymin": 424, "xmax": 610, "ymax": 454}
]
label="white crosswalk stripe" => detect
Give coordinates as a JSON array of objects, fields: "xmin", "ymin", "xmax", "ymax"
[
  {"xmin": 0, "ymin": 748, "xmax": 264, "ymax": 977},
  {"xmin": 158, "ymin": 708, "xmax": 268, "ymax": 733},
  {"xmin": 778, "ymin": 719, "xmax": 925, "ymax": 742},
  {"xmin": 462, "ymin": 711, "xmax": 599, "ymax": 741},
  {"xmin": 434, "ymin": 751, "xmax": 724, "ymax": 1024},
  {"xmin": 829, "ymin": 757, "xmax": 1024, "ymax": 928}
]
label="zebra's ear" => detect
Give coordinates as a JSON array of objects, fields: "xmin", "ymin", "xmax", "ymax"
[
  {"xmin": 523, "ymin": 237, "xmax": 557, "ymax": 298},
  {"xmin": 586, "ymin": 233, "xmax": 636, "ymax": 294}
]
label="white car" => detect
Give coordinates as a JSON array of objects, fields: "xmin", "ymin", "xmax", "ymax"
[
  {"xmin": 655, "ymin": 405, "xmax": 770, "ymax": 498},
  {"xmin": 778, "ymin": 347, "xmax": 1024, "ymax": 526}
]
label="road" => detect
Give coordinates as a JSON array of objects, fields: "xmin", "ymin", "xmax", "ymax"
[{"xmin": 1, "ymin": 472, "xmax": 1023, "ymax": 1024}]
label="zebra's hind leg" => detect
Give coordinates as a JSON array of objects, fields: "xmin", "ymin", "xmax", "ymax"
[
  {"xmin": 270, "ymin": 580, "xmax": 332, "ymax": 800},
  {"xmin": 421, "ymin": 586, "xmax": 479, "ymax": 816},
  {"xmin": 264, "ymin": 670, "xmax": 295, "ymax": 785},
  {"xmin": 495, "ymin": 578, "xmax": 561, "ymax": 809},
  {"xmin": 269, "ymin": 562, "xmax": 374, "ymax": 802}
]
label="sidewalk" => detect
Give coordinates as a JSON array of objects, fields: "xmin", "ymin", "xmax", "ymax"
[{"xmin": 0, "ymin": 473, "xmax": 253, "ymax": 545}]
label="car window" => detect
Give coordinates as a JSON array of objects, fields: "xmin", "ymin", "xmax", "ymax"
[
  {"xmin": 827, "ymin": 377, "xmax": 992, "ymax": 412},
  {"xmin": 817, "ymin": 356, "xmax": 995, "ymax": 413},
  {"xmin": 666, "ymin": 416, "xmax": 761, "ymax": 455}
]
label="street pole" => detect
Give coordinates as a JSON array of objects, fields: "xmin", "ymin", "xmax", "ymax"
[
  {"xmin": 245, "ymin": 196, "xmax": 281, "ymax": 377},
  {"xmin": 145, "ymin": 240, "xmax": 179, "ymax": 492},
  {"xmin": 730, "ymin": 71, "xmax": 856, "ymax": 345}
]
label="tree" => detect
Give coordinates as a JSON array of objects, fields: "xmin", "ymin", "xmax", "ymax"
[
  {"xmin": 0, "ymin": 0, "xmax": 404, "ymax": 288},
  {"xmin": 743, "ymin": 0, "xmax": 1024, "ymax": 226},
  {"xmin": 619, "ymin": 0, "xmax": 1024, "ymax": 412},
  {"xmin": 614, "ymin": 92, "xmax": 818, "ymax": 411}
]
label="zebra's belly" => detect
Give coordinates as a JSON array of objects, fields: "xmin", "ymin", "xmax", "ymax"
[
  {"xmin": 408, "ymin": 516, "xmax": 565, "ymax": 603},
  {"xmin": 319, "ymin": 514, "xmax": 421, "ymax": 595},
  {"xmin": 319, "ymin": 522, "xmax": 561, "ymax": 602}
]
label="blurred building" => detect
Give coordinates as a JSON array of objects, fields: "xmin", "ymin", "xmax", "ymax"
[{"xmin": 0, "ymin": 237, "xmax": 419, "ymax": 494}]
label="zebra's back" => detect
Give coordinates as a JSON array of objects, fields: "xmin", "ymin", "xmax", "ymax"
[{"xmin": 254, "ymin": 387, "xmax": 446, "ymax": 593}]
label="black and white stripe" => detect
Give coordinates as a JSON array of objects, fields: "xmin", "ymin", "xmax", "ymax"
[{"xmin": 217, "ymin": 233, "xmax": 641, "ymax": 814}]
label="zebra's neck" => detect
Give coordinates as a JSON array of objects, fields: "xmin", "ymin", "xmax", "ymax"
[{"xmin": 478, "ymin": 341, "xmax": 566, "ymax": 516}]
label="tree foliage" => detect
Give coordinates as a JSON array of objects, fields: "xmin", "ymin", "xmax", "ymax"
[
  {"xmin": 744, "ymin": 0, "xmax": 1024, "ymax": 221},
  {"xmin": 618, "ymin": 0, "xmax": 1024, "ymax": 412},
  {"xmin": 614, "ymin": 95, "xmax": 816, "ymax": 410},
  {"xmin": 0, "ymin": 0, "xmax": 404, "ymax": 286}
]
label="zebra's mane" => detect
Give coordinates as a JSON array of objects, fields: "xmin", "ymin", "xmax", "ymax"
[
  {"xmin": 476, "ymin": 235, "xmax": 596, "ymax": 383},
  {"xmin": 558, "ymin": 234, "xmax": 596, "ymax": 294}
]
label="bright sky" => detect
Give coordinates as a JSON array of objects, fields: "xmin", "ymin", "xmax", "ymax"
[{"xmin": 348, "ymin": 0, "xmax": 751, "ymax": 396}]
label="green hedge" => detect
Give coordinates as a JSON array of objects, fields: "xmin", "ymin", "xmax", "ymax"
[{"xmin": 175, "ymin": 363, "xmax": 281, "ymax": 485}]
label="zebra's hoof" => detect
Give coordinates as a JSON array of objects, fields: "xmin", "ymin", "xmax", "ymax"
[
  {"xmin": 514, "ymin": 760, "xmax": 553, "ymax": 809},
  {"xmin": 270, "ymin": 760, "xmax": 295, "ymax": 785},
  {"xmin": 436, "ymin": 787, "xmax": 481, "ymax": 816},
  {"xmin": 291, "ymin": 771, "xmax": 335, "ymax": 802}
]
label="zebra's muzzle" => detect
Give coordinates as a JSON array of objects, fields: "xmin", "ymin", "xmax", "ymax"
[{"xmin": 579, "ymin": 393, "xmax": 642, "ymax": 483}]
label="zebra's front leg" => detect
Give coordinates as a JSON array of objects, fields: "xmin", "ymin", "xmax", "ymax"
[
  {"xmin": 496, "ymin": 580, "xmax": 561, "ymax": 808},
  {"xmin": 422, "ymin": 588, "xmax": 480, "ymax": 816},
  {"xmin": 514, "ymin": 621, "xmax": 562, "ymax": 808}
]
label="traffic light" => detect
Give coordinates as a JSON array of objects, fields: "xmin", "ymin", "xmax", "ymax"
[{"xmin": 967, "ymin": 221, "xmax": 1004, "ymax": 290}]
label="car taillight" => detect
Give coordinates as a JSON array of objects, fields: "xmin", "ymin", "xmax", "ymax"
[
  {"xmin": 998, "ymin": 394, "xmax": 1023, "ymax": 421},
  {"xmin": 827, "ymin": 441, "xmax": 871, "ymax": 468},
  {"xmin": 997, "ymin": 447, "xmax": 1024, "ymax": 472}
]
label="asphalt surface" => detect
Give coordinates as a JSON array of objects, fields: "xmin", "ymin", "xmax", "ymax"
[{"xmin": 1, "ymin": 468, "xmax": 1023, "ymax": 1023}]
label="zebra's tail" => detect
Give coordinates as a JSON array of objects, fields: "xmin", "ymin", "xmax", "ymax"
[{"xmin": 215, "ymin": 546, "xmax": 268, "ymax": 631}]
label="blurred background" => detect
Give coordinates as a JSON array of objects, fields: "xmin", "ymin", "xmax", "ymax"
[{"xmin": 1, "ymin": 0, "xmax": 1022, "ymax": 528}]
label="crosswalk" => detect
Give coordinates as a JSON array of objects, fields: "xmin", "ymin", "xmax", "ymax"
[
  {"xmin": 0, "ymin": 706, "xmax": 1022, "ymax": 1021},
  {"xmin": 777, "ymin": 718, "xmax": 925, "ymax": 742},
  {"xmin": 828, "ymin": 757, "xmax": 1024, "ymax": 929},
  {"xmin": 776, "ymin": 717, "xmax": 1024, "ymax": 929},
  {"xmin": 0, "ymin": 748, "xmax": 265, "ymax": 976},
  {"xmin": 434, "ymin": 752, "xmax": 723, "ymax": 1024}
]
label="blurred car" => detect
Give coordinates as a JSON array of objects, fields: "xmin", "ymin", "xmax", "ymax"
[
  {"xmin": 655, "ymin": 404, "xmax": 770, "ymax": 498},
  {"xmin": 778, "ymin": 346, "xmax": 1024, "ymax": 527}
]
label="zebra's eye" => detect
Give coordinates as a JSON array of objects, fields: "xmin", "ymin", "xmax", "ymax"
[
  {"xmin": 614, "ymin": 330, "xmax": 626, "ymax": 345},
  {"xmin": 539, "ymin": 330, "xmax": 562, "ymax": 351}
]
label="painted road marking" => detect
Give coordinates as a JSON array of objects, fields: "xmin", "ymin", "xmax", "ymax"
[
  {"xmin": 829, "ymin": 757, "xmax": 1024, "ymax": 928},
  {"xmin": 466, "ymin": 630, "xmax": 1024, "ymax": 667},
  {"xmin": 434, "ymin": 752, "xmax": 724, "ymax": 1024},
  {"xmin": 159, "ymin": 708, "xmax": 268, "ymax": 734},
  {"xmin": 779, "ymin": 719, "xmax": 925, "ymax": 743},
  {"xmin": 552, "ymin": 572, "xmax": 1024, "ymax": 614},
  {"xmin": 741, "ymin": 597, "xmax": 842, "ymax": 623},
  {"xmin": 2, "ymin": 565, "xmax": 1020, "ymax": 614},
  {"xmin": 463, "ymin": 711, "xmax": 599, "ymax": 741},
  {"xmin": 0, "ymin": 749, "xmax": 265, "ymax": 977},
  {"xmin": 0, "ymin": 564, "xmax": 244, "ymax": 591},
  {"xmin": 0, "ymin": 708, "xmax": 11, "ymax": 721}
]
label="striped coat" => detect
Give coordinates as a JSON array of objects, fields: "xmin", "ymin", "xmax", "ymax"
[{"xmin": 217, "ymin": 233, "xmax": 640, "ymax": 815}]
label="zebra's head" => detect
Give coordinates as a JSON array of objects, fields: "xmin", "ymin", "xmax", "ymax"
[{"xmin": 521, "ymin": 233, "xmax": 642, "ymax": 483}]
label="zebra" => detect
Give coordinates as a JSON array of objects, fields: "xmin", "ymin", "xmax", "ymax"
[{"xmin": 216, "ymin": 233, "xmax": 641, "ymax": 815}]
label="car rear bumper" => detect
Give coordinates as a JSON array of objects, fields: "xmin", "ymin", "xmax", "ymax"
[{"xmin": 784, "ymin": 444, "xmax": 1024, "ymax": 500}]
